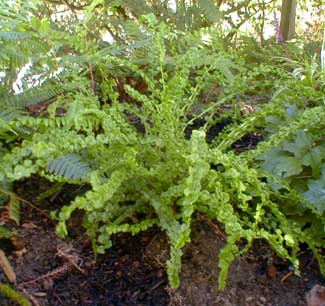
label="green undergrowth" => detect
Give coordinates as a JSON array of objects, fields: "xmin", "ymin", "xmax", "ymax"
[
  {"xmin": 0, "ymin": 283, "xmax": 30, "ymax": 306},
  {"xmin": 0, "ymin": 9, "xmax": 324, "ymax": 290}
]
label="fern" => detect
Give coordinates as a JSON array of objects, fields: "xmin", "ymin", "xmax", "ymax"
[
  {"xmin": 0, "ymin": 226, "xmax": 14, "ymax": 239},
  {"xmin": 0, "ymin": 31, "xmax": 30, "ymax": 41},
  {"xmin": 0, "ymin": 108, "xmax": 24, "ymax": 138},
  {"xmin": 2, "ymin": 85, "xmax": 63, "ymax": 108},
  {"xmin": 47, "ymin": 154, "xmax": 91, "ymax": 180},
  {"xmin": 0, "ymin": 3, "xmax": 324, "ymax": 292},
  {"xmin": 0, "ymin": 283, "xmax": 30, "ymax": 306},
  {"xmin": 167, "ymin": 130, "xmax": 210, "ymax": 287},
  {"xmin": 199, "ymin": 0, "xmax": 221, "ymax": 24}
]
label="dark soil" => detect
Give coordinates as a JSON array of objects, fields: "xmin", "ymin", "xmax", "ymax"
[
  {"xmin": 184, "ymin": 115, "xmax": 263, "ymax": 151},
  {"xmin": 0, "ymin": 184, "xmax": 324, "ymax": 306},
  {"xmin": 174, "ymin": 221, "xmax": 324, "ymax": 306},
  {"xmin": 184, "ymin": 116, "xmax": 233, "ymax": 143}
]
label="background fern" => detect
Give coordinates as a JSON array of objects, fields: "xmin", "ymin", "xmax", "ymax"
[{"xmin": 47, "ymin": 154, "xmax": 91, "ymax": 180}]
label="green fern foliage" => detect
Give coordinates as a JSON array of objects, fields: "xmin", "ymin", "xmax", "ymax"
[
  {"xmin": 0, "ymin": 226, "xmax": 14, "ymax": 239},
  {"xmin": 2, "ymin": 85, "xmax": 63, "ymax": 108},
  {"xmin": 0, "ymin": 108, "xmax": 24, "ymax": 138},
  {"xmin": 47, "ymin": 154, "xmax": 91, "ymax": 180},
  {"xmin": 0, "ymin": 283, "xmax": 30, "ymax": 306},
  {"xmin": 0, "ymin": 1, "xmax": 324, "ymax": 293},
  {"xmin": 0, "ymin": 31, "xmax": 30, "ymax": 41}
]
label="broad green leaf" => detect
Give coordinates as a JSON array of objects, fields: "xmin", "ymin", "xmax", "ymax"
[
  {"xmin": 302, "ymin": 147, "xmax": 323, "ymax": 178},
  {"xmin": 302, "ymin": 165, "xmax": 325, "ymax": 214},
  {"xmin": 265, "ymin": 115, "xmax": 285, "ymax": 133},
  {"xmin": 283, "ymin": 130, "xmax": 313, "ymax": 159},
  {"xmin": 260, "ymin": 149, "xmax": 302, "ymax": 178},
  {"xmin": 272, "ymin": 157, "xmax": 302, "ymax": 177},
  {"xmin": 303, "ymin": 178, "xmax": 325, "ymax": 214}
]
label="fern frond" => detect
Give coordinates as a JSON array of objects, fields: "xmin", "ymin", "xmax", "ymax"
[
  {"xmin": 0, "ymin": 49, "xmax": 29, "ymax": 68},
  {"xmin": 0, "ymin": 283, "xmax": 30, "ymax": 306},
  {"xmin": 0, "ymin": 31, "xmax": 30, "ymax": 41},
  {"xmin": 2, "ymin": 85, "xmax": 63, "ymax": 108},
  {"xmin": 0, "ymin": 108, "xmax": 26, "ymax": 121},
  {"xmin": 0, "ymin": 108, "xmax": 26, "ymax": 137},
  {"xmin": 12, "ymin": 117, "xmax": 71, "ymax": 130},
  {"xmin": 47, "ymin": 154, "xmax": 91, "ymax": 179},
  {"xmin": 0, "ymin": 0, "xmax": 37, "ymax": 24}
]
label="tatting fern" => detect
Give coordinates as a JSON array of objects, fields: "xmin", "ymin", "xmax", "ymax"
[
  {"xmin": 0, "ymin": 283, "xmax": 30, "ymax": 306},
  {"xmin": 0, "ymin": 3, "xmax": 324, "ymax": 294}
]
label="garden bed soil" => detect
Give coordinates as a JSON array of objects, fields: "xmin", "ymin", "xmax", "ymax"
[{"xmin": 0, "ymin": 179, "xmax": 324, "ymax": 306}]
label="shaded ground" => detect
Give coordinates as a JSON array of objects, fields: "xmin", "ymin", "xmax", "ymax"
[
  {"xmin": 173, "ymin": 221, "xmax": 324, "ymax": 306},
  {"xmin": 0, "ymin": 182, "xmax": 323, "ymax": 306}
]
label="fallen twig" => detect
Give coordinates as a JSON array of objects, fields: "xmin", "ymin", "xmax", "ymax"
[
  {"xmin": 0, "ymin": 249, "xmax": 16, "ymax": 284},
  {"xmin": 19, "ymin": 243, "xmax": 85, "ymax": 288},
  {"xmin": 18, "ymin": 264, "xmax": 70, "ymax": 288},
  {"xmin": 281, "ymin": 271, "xmax": 293, "ymax": 282}
]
